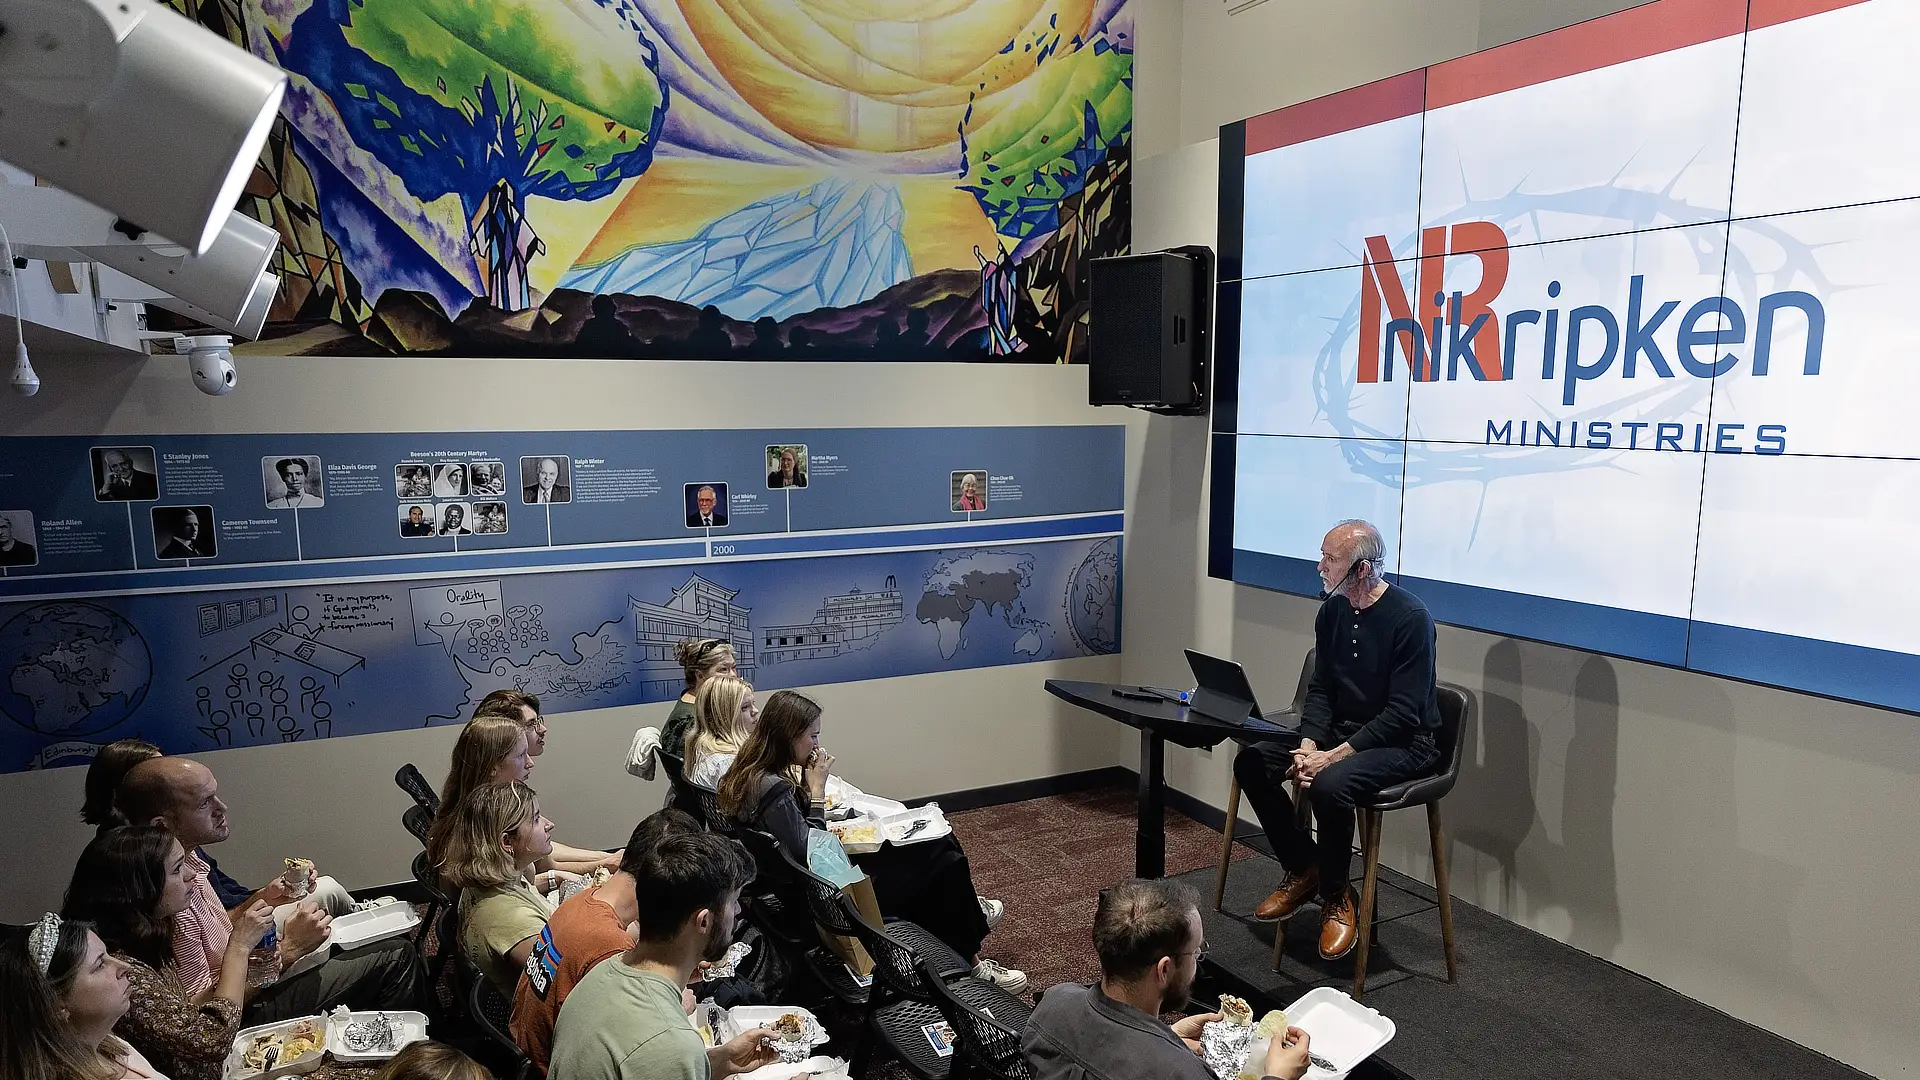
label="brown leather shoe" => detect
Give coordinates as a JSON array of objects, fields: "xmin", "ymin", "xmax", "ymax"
[
  {"xmin": 1319, "ymin": 888, "xmax": 1359, "ymax": 959},
  {"xmin": 1253, "ymin": 868, "xmax": 1320, "ymax": 921}
]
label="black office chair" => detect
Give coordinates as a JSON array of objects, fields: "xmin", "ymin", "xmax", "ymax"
[
  {"xmin": 402, "ymin": 804, "xmax": 434, "ymax": 847},
  {"xmin": 846, "ymin": 906, "xmax": 1026, "ymax": 1080},
  {"xmin": 657, "ymin": 748, "xmax": 701, "ymax": 818},
  {"xmin": 395, "ymin": 763, "xmax": 438, "ymax": 814},
  {"xmin": 1342, "ymin": 681, "xmax": 1471, "ymax": 994},
  {"xmin": 408, "ymin": 849, "xmax": 447, "ymax": 951},
  {"xmin": 777, "ymin": 844, "xmax": 877, "ymax": 1009},
  {"xmin": 456, "ymin": 951, "xmax": 532, "ymax": 1080},
  {"xmin": 920, "ymin": 957, "xmax": 1033, "ymax": 1080},
  {"xmin": 1214, "ymin": 649, "xmax": 1315, "ymax": 911}
]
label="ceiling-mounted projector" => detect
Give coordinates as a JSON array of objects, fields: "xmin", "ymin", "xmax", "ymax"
[
  {"xmin": 0, "ymin": 0, "xmax": 287, "ymax": 256},
  {"xmin": 0, "ymin": 184, "xmax": 280, "ymax": 339}
]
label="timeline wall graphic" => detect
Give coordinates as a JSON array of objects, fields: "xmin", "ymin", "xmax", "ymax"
[{"xmin": 0, "ymin": 426, "xmax": 1123, "ymax": 772}]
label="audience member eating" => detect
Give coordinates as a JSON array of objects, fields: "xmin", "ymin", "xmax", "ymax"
[
  {"xmin": 429, "ymin": 780, "xmax": 562, "ymax": 996},
  {"xmin": 114, "ymin": 757, "xmax": 419, "ymax": 1021},
  {"xmin": 683, "ymin": 674, "xmax": 757, "ymax": 789},
  {"xmin": 0, "ymin": 910, "xmax": 169, "ymax": 1080},
  {"xmin": 547, "ymin": 830, "xmax": 777, "ymax": 1080},
  {"xmin": 432, "ymin": 715, "xmax": 612, "ymax": 877},
  {"xmin": 80, "ymin": 738, "xmax": 160, "ymax": 829},
  {"xmin": 371, "ymin": 1040, "xmax": 490, "ymax": 1080},
  {"xmin": 512, "ymin": 808, "xmax": 702, "ymax": 1075},
  {"xmin": 1023, "ymin": 879, "xmax": 1311, "ymax": 1080},
  {"xmin": 717, "ymin": 690, "xmax": 1025, "ymax": 991},
  {"xmin": 60, "ymin": 826, "xmax": 276, "ymax": 1080},
  {"xmin": 660, "ymin": 637, "xmax": 739, "ymax": 763}
]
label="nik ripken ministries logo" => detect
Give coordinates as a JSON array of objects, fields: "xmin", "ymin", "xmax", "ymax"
[{"xmin": 1354, "ymin": 222, "xmax": 1826, "ymax": 455}]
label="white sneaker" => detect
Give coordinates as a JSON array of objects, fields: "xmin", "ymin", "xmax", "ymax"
[
  {"xmin": 349, "ymin": 896, "xmax": 400, "ymax": 913},
  {"xmin": 972, "ymin": 958, "xmax": 1027, "ymax": 995},
  {"xmin": 978, "ymin": 897, "xmax": 1005, "ymax": 929}
]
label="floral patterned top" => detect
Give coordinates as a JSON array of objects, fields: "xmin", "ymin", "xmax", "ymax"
[
  {"xmin": 114, "ymin": 955, "xmax": 241, "ymax": 1080},
  {"xmin": 112, "ymin": 955, "xmax": 375, "ymax": 1080}
]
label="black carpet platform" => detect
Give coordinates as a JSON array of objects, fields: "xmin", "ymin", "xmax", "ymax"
[{"xmin": 1175, "ymin": 853, "xmax": 1869, "ymax": 1080}]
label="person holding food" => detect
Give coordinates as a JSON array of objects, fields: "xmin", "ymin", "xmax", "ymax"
[
  {"xmin": 113, "ymin": 757, "xmax": 420, "ymax": 1023},
  {"xmin": 432, "ymin": 715, "xmax": 612, "ymax": 880},
  {"xmin": 1022, "ymin": 878, "xmax": 1312, "ymax": 1080},
  {"xmin": 547, "ymin": 830, "xmax": 778, "ymax": 1080},
  {"xmin": 716, "ymin": 691, "xmax": 1026, "ymax": 992},
  {"xmin": 59, "ymin": 825, "xmax": 279, "ymax": 1080},
  {"xmin": 511, "ymin": 809, "xmax": 703, "ymax": 1076},
  {"xmin": 0, "ymin": 909, "xmax": 172, "ymax": 1080},
  {"xmin": 430, "ymin": 782, "xmax": 561, "ymax": 996}
]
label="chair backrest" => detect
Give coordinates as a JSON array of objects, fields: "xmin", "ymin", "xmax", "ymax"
[
  {"xmin": 402, "ymin": 804, "xmax": 434, "ymax": 847},
  {"xmin": 395, "ymin": 763, "xmax": 439, "ymax": 814},
  {"xmin": 658, "ymin": 750, "xmax": 702, "ymax": 819},
  {"xmin": 1432, "ymin": 682, "xmax": 1474, "ymax": 786},
  {"xmin": 841, "ymin": 905, "xmax": 936, "ymax": 1003},
  {"xmin": 920, "ymin": 957, "xmax": 1032, "ymax": 1080},
  {"xmin": 694, "ymin": 786, "xmax": 731, "ymax": 834},
  {"xmin": 410, "ymin": 849, "xmax": 448, "ymax": 905},
  {"xmin": 782, "ymin": 845, "xmax": 859, "ymax": 937},
  {"xmin": 458, "ymin": 952, "xmax": 531, "ymax": 1080},
  {"xmin": 1289, "ymin": 648, "xmax": 1316, "ymax": 712},
  {"xmin": 733, "ymin": 828, "xmax": 811, "ymax": 943}
]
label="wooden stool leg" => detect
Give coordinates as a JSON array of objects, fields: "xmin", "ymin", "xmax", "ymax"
[
  {"xmin": 1429, "ymin": 801, "xmax": 1458, "ymax": 983},
  {"xmin": 1352, "ymin": 810, "xmax": 1382, "ymax": 996},
  {"xmin": 1214, "ymin": 775, "xmax": 1241, "ymax": 912}
]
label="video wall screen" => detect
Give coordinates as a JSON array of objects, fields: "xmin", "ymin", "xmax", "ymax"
[{"xmin": 1211, "ymin": 0, "xmax": 1920, "ymax": 713}]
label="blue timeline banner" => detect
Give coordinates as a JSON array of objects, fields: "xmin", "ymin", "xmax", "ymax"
[{"xmin": 0, "ymin": 426, "xmax": 1123, "ymax": 772}]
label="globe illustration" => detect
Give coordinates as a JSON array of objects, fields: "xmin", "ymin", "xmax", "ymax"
[
  {"xmin": 1066, "ymin": 537, "xmax": 1121, "ymax": 655},
  {"xmin": 0, "ymin": 602, "xmax": 152, "ymax": 738}
]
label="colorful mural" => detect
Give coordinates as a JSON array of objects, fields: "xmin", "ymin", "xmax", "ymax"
[{"xmin": 167, "ymin": 0, "xmax": 1133, "ymax": 361}]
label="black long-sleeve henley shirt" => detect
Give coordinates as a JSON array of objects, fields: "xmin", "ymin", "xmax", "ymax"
[{"xmin": 1299, "ymin": 584, "xmax": 1442, "ymax": 753}]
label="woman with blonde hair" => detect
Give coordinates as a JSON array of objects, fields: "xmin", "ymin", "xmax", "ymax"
[
  {"xmin": 659, "ymin": 637, "xmax": 738, "ymax": 764},
  {"xmin": 718, "ymin": 691, "xmax": 1024, "ymax": 992},
  {"xmin": 430, "ymin": 717, "xmax": 609, "ymax": 882},
  {"xmin": 371, "ymin": 1041, "xmax": 489, "ymax": 1080},
  {"xmin": 684, "ymin": 674, "xmax": 756, "ymax": 789},
  {"xmin": 429, "ymin": 782, "xmax": 557, "ymax": 995}
]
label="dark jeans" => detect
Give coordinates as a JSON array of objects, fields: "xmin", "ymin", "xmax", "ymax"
[
  {"xmin": 1233, "ymin": 732, "xmax": 1437, "ymax": 901},
  {"xmin": 245, "ymin": 935, "xmax": 424, "ymax": 1023},
  {"xmin": 853, "ymin": 834, "xmax": 991, "ymax": 959}
]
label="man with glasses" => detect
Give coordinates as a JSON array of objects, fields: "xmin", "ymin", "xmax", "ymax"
[
  {"xmin": 1232, "ymin": 518, "xmax": 1443, "ymax": 960},
  {"xmin": 1023, "ymin": 879, "xmax": 1310, "ymax": 1080}
]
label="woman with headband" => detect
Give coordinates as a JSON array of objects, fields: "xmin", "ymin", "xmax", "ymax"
[
  {"xmin": 660, "ymin": 637, "xmax": 739, "ymax": 762},
  {"xmin": 0, "ymin": 911, "xmax": 166, "ymax": 1080}
]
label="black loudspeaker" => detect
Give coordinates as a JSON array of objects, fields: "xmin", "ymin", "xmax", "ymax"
[{"xmin": 1088, "ymin": 246, "xmax": 1212, "ymax": 414}]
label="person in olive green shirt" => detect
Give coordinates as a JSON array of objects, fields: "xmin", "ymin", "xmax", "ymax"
[
  {"xmin": 660, "ymin": 639, "xmax": 739, "ymax": 762},
  {"xmin": 548, "ymin": 831, "xmax": 777, "ymax": 1080}
]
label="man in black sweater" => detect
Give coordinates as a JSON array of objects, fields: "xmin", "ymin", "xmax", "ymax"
[{"xmin": 1232, "ymin": 519, "xmax": 1442, "ymax": 960}]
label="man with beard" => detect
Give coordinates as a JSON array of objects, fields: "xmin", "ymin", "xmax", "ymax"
[
  {"xmin": 1022, "ymin": 880, "xmax": 1311, "ymax": 1080},
  {"xmin": 548, "ymin": 830, "xmax": 777, "ymax": 1080}
]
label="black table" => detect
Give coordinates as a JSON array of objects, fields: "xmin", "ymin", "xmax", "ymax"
[{"xmin": 1044, "ymin": 679, "xmax": 1298, "ymax": 879}]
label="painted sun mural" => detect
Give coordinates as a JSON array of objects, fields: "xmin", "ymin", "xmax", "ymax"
[{"xmin": 166, "ymin": 0, "xmax": 1133, "ymax": 361}]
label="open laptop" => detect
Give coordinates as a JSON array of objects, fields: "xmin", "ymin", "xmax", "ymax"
[{"xmin": 1184, "ymin": 649, "xmax": 1297, "ymax": 727}]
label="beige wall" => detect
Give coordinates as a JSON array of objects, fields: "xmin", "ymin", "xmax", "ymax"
[
  {"xmin": 0, "ymin": 353, "xmax": 1136, "ymax": 920},
  {"xmin": 1122, "ymin": 1, "xmax": 1920, "ymax": 1076}
]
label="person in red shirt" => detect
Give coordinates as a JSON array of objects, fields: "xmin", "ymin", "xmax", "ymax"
[{"xmin": 511, "ymin": 809, "xmax": 700, "ymax": 1074}]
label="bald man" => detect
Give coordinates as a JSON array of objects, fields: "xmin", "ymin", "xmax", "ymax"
[
  {"xmin": 1230, "ymin": 519, "xmax": 1444, "ymax": 960},
  {"xmin": 118, "ymin": 757, "xmax": 422, "ymax": 1021}
]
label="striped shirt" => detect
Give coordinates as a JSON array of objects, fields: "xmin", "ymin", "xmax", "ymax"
[{"xmin": 169, "ymin": 850, "xmax": 232, "ymax": 997}]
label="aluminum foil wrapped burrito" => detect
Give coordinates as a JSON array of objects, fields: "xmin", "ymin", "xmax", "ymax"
[{"xmin": 1201, "ymin": 996, "xmax": 1256, "ymax": 1080}]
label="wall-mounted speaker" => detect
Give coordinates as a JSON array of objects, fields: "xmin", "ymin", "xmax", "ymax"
[{"xmin": 1088, "ymin": 246, "xmax": 1212, "ymax": 414}]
